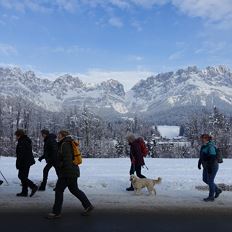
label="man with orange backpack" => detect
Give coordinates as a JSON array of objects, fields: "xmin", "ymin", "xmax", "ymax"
[
  {"xmin": 47, "ymin": 130, "xmax": 93, "ymax": 219},
  {"xmin": 126, "ymin": 133, "xmax": 148, "ymax": 191}
]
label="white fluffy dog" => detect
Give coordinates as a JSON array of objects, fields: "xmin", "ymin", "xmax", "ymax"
[{"xmin": 130, "ymin": 175, "xmax": 162, "ymax": 196}]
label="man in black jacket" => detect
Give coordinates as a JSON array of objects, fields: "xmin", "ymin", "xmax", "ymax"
[
  {"xmin": 38, "ymin": 129, "xmax": 59, "ymax": 191},
  {"xmin": 15, "ymin": 129, "xmax": 38, "ymax": 197}
]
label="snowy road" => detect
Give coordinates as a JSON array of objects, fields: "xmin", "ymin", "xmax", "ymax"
[{"xmin": 0, "ymin": 157, "xmax": 232, "ymax": 211}]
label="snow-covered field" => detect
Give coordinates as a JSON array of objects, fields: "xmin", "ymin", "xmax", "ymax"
[{"xmin": 0, "ymin": 157, "xmax": 232, "ymax": 211}]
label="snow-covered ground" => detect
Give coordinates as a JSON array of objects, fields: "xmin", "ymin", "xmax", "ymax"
[{"xmin": 0, "ymin": 157, "xmax": 232, "ymax": 211}]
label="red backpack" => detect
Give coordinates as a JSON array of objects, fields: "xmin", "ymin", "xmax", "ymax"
[{"xmin": 138, "ymin": 137, "xmax": 149, "ymax": 157}]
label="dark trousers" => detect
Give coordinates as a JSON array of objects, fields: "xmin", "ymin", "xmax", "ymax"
[
  {"xmin": 203, "ymin": 163, "xmax": 220, "ymax": 198},
  {"xmin": 53, "ymin": 177, "xmax": 91, "ymax": 214},
  {"xmin": 18, "ymin": 166, "xmax": 36, "ymax": 194},
  {"xmin": 130, "ymin": 164, "xmax": 146, "ymax": 178},
  {"xmin": 42, "ymin": 163, "xmax": 59, "ymax": 186}
]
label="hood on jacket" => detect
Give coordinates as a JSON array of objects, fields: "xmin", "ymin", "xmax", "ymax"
[
  {"xmin": 45, "ymin": 133, "xmax": 57, "ymax": 141},
  {"xmin": 19, "ymin": 135, "xmax": 32, "ymax": 144},
  {"xmin": 58, "ymin": 135, "xmax": 73, "ymax": 145}
]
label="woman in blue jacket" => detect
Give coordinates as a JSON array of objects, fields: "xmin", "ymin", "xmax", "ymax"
[{"xmin": 198, "ymin": 134, "xmax": 222, "ymax": 202}]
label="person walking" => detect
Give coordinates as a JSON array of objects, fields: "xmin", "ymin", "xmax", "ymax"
[
  {"xmin": 126, "ymin": 133, "xmax": 146, "ymax": 191},
  {"xmin": 15, "ymin": 129, "xmax": 38, "ymax": 197},
  {"xmin": 198, "ymin": 134, "xmax": 222, "ymax": 202},
  {"xmin": 47, "ymin": 130, "xmax": 93, "ymax": 219},
  {"xmin": 0, "ymin": 180, "xmax": 3, "ymax": 185},
  {"xmin": 38, "ymin": 129, "xmax": 59, "ymax": 191}
]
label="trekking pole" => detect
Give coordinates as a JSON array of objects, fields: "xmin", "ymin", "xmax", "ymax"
[{"xmin": 0, "ymin": 170, "xmax": 9, "ymax": 185}]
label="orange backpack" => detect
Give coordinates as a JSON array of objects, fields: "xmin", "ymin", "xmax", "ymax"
[{"xmin": 71, "ymin": 141, "xmax": 82, "ymax": 165}]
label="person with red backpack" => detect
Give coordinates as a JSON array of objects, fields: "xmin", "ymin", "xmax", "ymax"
[{"xmin": 126, "ymin": 133, "xmax": 148, "ymax": 191}]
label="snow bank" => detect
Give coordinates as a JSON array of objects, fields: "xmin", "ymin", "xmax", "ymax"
[{"xmin": 0, "ymin": 157, "xmax": 232, "ymax": 211}]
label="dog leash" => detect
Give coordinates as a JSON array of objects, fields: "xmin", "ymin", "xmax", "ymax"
[{"xmin": 143, "ymin": 165, "xmax": 149, "ymax": 170}]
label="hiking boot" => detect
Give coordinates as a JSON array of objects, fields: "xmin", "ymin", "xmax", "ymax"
[
  {"xmin": 0, "ymin": 180, "xmax": 3, "ymax": 186},
  {"xmin": 46, "ymin": 213, "xmax": 61, "ymax": 220},
  {"xmin": 81, "ymin": 205, "xmax": 94, "ymax": 216},
  {"xmin": 30, "ymin": 186, "xmax": 38, "ymax": 197},
  {"xmin": 215, "ymin": 189, "xmax": 222, "ymax": 199},
  {"xmin": 16, "ymin": 192, "xmax": 28, "ymax": 197},
  {"xmin": 38, "ymin": 185, "xmax": 46, "ymax": 191},
  {"xmin": 203, "ymin": 197, "xmax": 215, "ymax": 202},
  {"xmin": 126, "ymin": 186, "xmax": 134, "ymax": 191}
]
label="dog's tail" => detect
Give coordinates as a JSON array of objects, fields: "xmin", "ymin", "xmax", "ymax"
[{"xmin": 153, "ymin": 177, "xmax": 162, "ymax": 184}]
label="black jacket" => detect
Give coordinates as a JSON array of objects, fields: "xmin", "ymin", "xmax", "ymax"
[
  {"xmin": 57, "ymin": 136, "xmax": 80, "ymax": 178},
  {"xmin": 16, "ymin": 135, "xmax": 35, "ymax": 169},
  {"xmin": 39, "ymin": 134, "xmax": 58, "ymax": 165}
]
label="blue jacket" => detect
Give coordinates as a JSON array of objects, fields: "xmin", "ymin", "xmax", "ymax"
[{"xmin": 199, "ymin": 141, "xmax": 217, "ymax": 169}]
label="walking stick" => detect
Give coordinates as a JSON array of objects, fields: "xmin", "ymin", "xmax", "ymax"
[{"xmin": 0, "ymin": 170, "xmax": 9, "ymax": 185}]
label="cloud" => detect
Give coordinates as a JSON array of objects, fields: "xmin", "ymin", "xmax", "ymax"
[
  {"xmin": 55, "ymin": 0, "xmax": 77, "ymax": 12},
  {"xmin": 0, "ymin": 0, "xmax": 77, "ymax": 13},
  {"xmin": 108, "ymin": 17, "xmax": 124, "ymax": 28},
  {"xmin": 171, "ymin": 0, "xmax": 232, "ymax": 28},
  {"xmin": 90, "ymin": 0, "xmax": 232, "ymax": 28},
  {"xmin": 52, "ymin": 45, "xmax": 91, "ymax": 54},
  {"xmin": 1, "ymin": 0, "xmax": 231, "ymax": 28},
  {"xmin": 131, "ymin": 20, "xmax": 143, "ymax": 31},
  {"xmin": 168, "ymin": 50, "xmax": 184, "ymax": 60},
  {"xmin": 130, "ymin": 0, "xmax": 168, "ymax": 8},
  {"xmin": 128, "ymin": 55, "xmax": 144, "ymax": 61},
  {"xmin": 38, "ymin": 45, "xmax": 92, "ymax": 55},
  {"xmin": 109, "ymin": 0, "xmax": 131, "ymax": 9},
  {"xmin": 77, "ymin": 69, "xmax": 154, "ymax": 90},
  {"xmin": 0, "ymin": 43, "xmax": 17, "ymax": 55},
  {"xmin": 194, "ymin": 41, "xmax": 229, "ymax": 55}
]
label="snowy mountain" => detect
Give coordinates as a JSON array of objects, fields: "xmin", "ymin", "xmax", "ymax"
[
  {"xmin": 0, "ymin": 67, "xmax": 127, "ymax": 114},
  {"xmin": 127, "ymin": 65, "xmax": 232, "ymax": 122},
  {"xmin": 1, "ymin": 65, "xmax": 232, "ymax": 122}
]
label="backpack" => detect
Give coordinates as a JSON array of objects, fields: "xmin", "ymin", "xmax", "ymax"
[
  {"xmin": 71, "ymin": 141, "xmax": 82, "ymax": 165},
  {"xmin": 138, "ymin": 137, "xmax": 149, "ymax": 157},
  {"xmin": 216, "ymin": 147, "xmax": 223, "ymax": 164}
]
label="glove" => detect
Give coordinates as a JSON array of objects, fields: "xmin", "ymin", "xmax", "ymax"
[
  {"xmin": 198, "ymin": 159, "xmax": 201, "ymax": 170},
  {"xmin": 38, "ymin": 157, "xmax": 42, "ymax": 162}
]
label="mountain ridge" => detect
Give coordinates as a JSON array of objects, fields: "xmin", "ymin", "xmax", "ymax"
[{"xmin": 0, "ymin": 65, "xmax": 232, "ymax": 123}]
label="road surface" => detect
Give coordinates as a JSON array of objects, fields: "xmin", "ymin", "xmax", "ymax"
[{"xmin": 1, "ymin": 208, "xmax": 232, "ymax": 232}]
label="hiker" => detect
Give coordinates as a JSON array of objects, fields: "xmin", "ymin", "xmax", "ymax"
[
  {"xmin": 198, "ymin": 134, "xmax": 222, "ymax": 202},
  {"xmin": 15, "ymin": 129, "xmax": 38, "ymax": 197},
  {"xmin": 47, "ymin": 130, "xmax": 93, "ymax": 219},
  {"xmin": 126, "ymin": 133, "xmax": 147, "ymax": 191},
  {"xmin": 38, "ymin": 129, "xmax": 59, "ymax": 191}
]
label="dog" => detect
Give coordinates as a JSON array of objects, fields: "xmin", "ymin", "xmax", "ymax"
[{"xmin": 130, "ymin": 175, "xmax": 162, "ymax": 195}]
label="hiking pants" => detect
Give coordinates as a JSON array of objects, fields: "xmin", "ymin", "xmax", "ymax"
[
  {"xmin": 18, "ymin": 166, "xmax": 36, "ymax": 194},
  {"xmin": 203, "ymin": 163, "xmax": 220, "ymax": 198},
  {"xmin": 129, "ymin": 164, "xmax": 146, "ymax": 178},
  {"xmin": 53, "ymin": 177, "xmax": 91, "ymax": 214},
  {"xmin": 42, "ymin": 163, "xmax": 59, "ymax": 186}
]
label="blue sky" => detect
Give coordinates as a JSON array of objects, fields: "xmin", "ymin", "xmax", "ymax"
[{"xmin": 0, "ymin": 0, "xmax": 232, "ymax": 89}]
